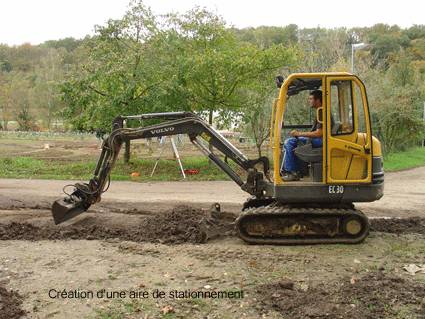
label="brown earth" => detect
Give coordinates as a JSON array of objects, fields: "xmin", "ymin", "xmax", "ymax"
[
  {"xmin": 370, "ymin": 217, "xmax": 425, "ymax": 234},
  {"xmin": 256, "ymin": 271, "xmax": 425, "ymax": 319},
  {"xmin": 0, "ymin": 284, "xmax": 26, "ymax": 319},
  {"xmin": 1, "ymin": 206, "xmax": 425, "ymax": 318},
  {"xmin": 0, "ymin": 206, "xmax": 234, "ymax": 244},
  {"xmin": 1, "ymin": 223, "xmax": 425, "ymax": 318},
  {"xmin": 1, "ymin": 207, "xmax": 425, "ymax": 245},
  {"xmin": 0, "ymin": 166, "xmax": 424, "ymax": 318}
]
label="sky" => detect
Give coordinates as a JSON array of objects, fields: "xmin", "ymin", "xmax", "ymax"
[{"xmin": 0, "ymin": 0, "xmax": 424, "ymax": 45}]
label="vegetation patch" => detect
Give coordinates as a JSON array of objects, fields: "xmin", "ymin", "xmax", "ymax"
[
  {"xmin": 0, "ymin": 156, "xmax": 241, "ymax": 181},
  {"xmin": 384, "ymin": 147, "xmax": 425, "ymax": 171}
]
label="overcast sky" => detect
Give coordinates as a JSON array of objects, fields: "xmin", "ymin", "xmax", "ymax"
[{"xmin": 1, "ymin": 0, "xmax": 424, "ymax": 45}]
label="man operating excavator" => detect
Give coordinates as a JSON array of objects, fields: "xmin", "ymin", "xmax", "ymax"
[{"xmin": 281, "ymin": 90, "xmax": 324, "ymax": 181}]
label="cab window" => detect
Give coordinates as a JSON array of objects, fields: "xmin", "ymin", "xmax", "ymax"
[
  {"xmin": 330, "ymin": 80, "xmax": 354, "ymax": 135},
  {"xmin": 354, "ymin": 82, "xmax": 366, "ymax": 133}
]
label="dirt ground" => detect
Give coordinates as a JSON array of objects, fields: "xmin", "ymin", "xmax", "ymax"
[
  {"xmin": 0, "ymin": 283, "xmax": 25, "ymax": 319},
  {"xmin": 0, "ymin": 167, "xmax": 425, "ymax": 318}
]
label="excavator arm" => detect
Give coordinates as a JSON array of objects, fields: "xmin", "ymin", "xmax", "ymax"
[{"xmin": 52, "ymin": 111, "xmax": 270, "ymax": 224}]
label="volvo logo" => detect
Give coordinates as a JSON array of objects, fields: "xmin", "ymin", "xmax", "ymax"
[{"xmin": 150, "ymin": 127, "xmax": 175, "ymax": 134}]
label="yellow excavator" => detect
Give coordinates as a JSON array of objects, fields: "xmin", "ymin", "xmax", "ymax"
[{"xmin": 52, "ymin": 72, "xmax": 384, "ymax": 244}]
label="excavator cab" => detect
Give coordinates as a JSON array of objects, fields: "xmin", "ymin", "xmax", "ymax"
[
  {"xmin": 236, "ymin": 73, "xmax": 384, "ymax": 244},
  {"xmin": 269, "ymin": 73, "xmax": 384, "ymax": 203}
]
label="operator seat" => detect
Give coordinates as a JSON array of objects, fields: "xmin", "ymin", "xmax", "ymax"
[
  {"xmin": 293, "ymin": 120, "xmax": 341, "ymax": 182},
  {"xmin": 294, "ymin": 141, "xmax": 323, "ymax": 182}
]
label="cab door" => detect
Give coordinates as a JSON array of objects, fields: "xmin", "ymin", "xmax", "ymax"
[{"xmin": 325, "ymin": 76, "xmax": 372, "ymax": 184}]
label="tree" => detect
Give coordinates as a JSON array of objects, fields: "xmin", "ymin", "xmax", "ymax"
[
  {"xmin": 163, "ymin": 8, "xmax": 298, "ymax": 127},
  {"xmin": 162, "ymin": 8, "xmax": 247, "ymax": 126},
  {"xmin": 238, "ymin": 46, "xmax": 298, "ymax": 157},
  {"xmin": 155, "ymin": 8, "xmax": 298, "ymax": 159},
  {"xmin": 62, "ymin": 0, "xmax": 161, "ymax": 131},
  {"xmin": 9, "ymin": 73, "xmax": 36, "ymax": 131},
  {"xmin": 241, "ymin": 92, "xmax": 273, "ymax": 157},
  {"xmin": 297, "ymin": 27, "xmax": 352, "ymax": 72},
  {"xmin": 62, "ymin": 3, "xmax": 298, "ymax": 138},
  {"xmin": 0, "ymin": 72, "xmax": 13, "ymax": 130},
  {"xmin": 42, "ymin": 37, "xmax": 83, "ymax": 52},
  {"xmin": 32, "ymin": 48, "xmax": 65, "ymax": 129},
  {"xmin": 360, "ymin": 53, "xmax": 425, "ymax": 153},
  {"xmin": 233, "ymin": 25, "xmax": 298, "ymax": 49}
]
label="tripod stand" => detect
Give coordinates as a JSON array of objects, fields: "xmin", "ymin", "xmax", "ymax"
[{"xmin": 150, "ymin": 136, "xmax": 186, "ymax": 179}]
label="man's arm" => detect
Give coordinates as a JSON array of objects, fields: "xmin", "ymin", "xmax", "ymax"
[{"xmin": 290, "ymin": 128, "xmax": 322, "ymax": 138}]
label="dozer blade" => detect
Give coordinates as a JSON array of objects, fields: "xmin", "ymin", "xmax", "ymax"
[{"xmin": 52, "ymin": 197, "xmax": 89, "ymax": 225}]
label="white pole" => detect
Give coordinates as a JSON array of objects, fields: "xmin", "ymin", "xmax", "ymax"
[
  {"xmin": 171, "ymin": 137, "xmax": 186, "ymax": 179},
  {"xmin": 150, "ymin": 136, "xmax": 166, "ymax": 177},
  {"xmin": 351, "ymin": 43, "xmax": 367, "ymax": 74}
]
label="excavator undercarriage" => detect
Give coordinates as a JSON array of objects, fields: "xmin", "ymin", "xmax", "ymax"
[{"xmin": 237, "ymin": 202, "xmax": 369, "ymax": 244}]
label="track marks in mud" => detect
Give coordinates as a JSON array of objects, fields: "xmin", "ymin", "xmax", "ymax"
[
  {"xmin": 256, "ymin": 271, "xmax": 425, "ymax": 318},
  {"xmin": 0, "ymin": 285, "xmax": 25, "ymax": 319}
]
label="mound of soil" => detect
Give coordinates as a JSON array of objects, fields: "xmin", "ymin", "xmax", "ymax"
[
  {"xmin": 131, "ymin": 205, "xmax": 210, "ymax": 244},
  {"xmin": 0, "ymin": 285, "xmax": 25, "ymax": 319},
  {"xmin": 256, "ymin": 272, "xmax": 425, "ymax": 318},
  {"xmin": 132, "ymin": 205, "xmax": 233, "ymax": 244},
  {"xmin": 0, "ymin": 206, "xmax": 233, "ymax": 244},
  {"xmin": 370, "ymin": 217, "xmax": 425, "ymax": 235}
]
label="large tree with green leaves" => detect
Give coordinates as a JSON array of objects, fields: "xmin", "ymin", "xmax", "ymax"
[
  {"xmin": 62, "ymin": 0, "xmax": 162, "ymax": 131},
  {"xmin": 62, "ymin": 2, "xmax": 298, "ymax": 133},
  {"xmin": 158, "ymin": 8, "xmax": 298, "ymax": 130}
]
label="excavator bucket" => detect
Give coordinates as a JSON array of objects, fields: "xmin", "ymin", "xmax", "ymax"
[
  {"xmin": 51, "ymin": 197, "xmax": 89, "ymax": 225},
  {"xmin": 52, "ymin": 182, "xmax": 95, "ymax": 224}
]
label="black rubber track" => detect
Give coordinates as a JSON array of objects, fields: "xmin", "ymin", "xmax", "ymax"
[{"xmin": 235, "ymin": 204, "xmax": 370, "ymax": 245}]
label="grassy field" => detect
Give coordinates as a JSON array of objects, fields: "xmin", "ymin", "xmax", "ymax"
[
  {"xmin": 383, "ymin": 147, "xmax": 425, "ymax": 171},
  {"xmin": 1, "ymin": 147, "xmax": 425, "ymax": 181},
  {"xmin": 0, "ymin": 156, "xmax": 237, "ymax": 181}
]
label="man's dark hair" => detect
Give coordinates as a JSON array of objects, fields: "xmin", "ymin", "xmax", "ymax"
[{"xmin": 310, "ymin": 90, "xmax": 322, "ymax": 103}]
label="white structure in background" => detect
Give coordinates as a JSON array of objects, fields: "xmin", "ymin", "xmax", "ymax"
[{"xmin": 351, "ymin": 43, "xmax": 369, "ymax": 73}]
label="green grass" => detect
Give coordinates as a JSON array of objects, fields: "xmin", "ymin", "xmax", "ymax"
[
  {"xmin": 383, "ymin": 147, "xmax": 425, "ymax": 172},
  {"xmin": 1, "ymin": 147, "xmax": 425, "ymax": 181},
  {"xmin": 0, "ymin": 156, "xmax": 240, "ymax": 181}
]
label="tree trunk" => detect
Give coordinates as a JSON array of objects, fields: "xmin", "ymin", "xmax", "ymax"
[
  {"xmin": 2, "ymin": 119, "xmax": 7, "ymax": 130},
  {"xmin": 124, "ymin": 140, "xmax": 131, "ymax": 163},
  {"xmin": 208, "ymin": 110, "xmax": 213, "ymax": 164},
  {"xmin": 256, "ymin": 143, "xmax": 262, "ymax": 157}
]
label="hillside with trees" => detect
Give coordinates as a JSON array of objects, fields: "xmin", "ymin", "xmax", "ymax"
[{"xmin": 0, "ymin": 0, "xmax": 424, "ymax": 154}]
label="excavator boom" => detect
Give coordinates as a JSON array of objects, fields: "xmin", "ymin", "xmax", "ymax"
[{"xmin": 52, "ymin": 112, "xmax": 269, "ymax": 224}]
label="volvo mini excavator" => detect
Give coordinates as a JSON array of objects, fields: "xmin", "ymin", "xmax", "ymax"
[{"xmin": 52, "ymin": 72, "xmax": 384, "ymax": 244}]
